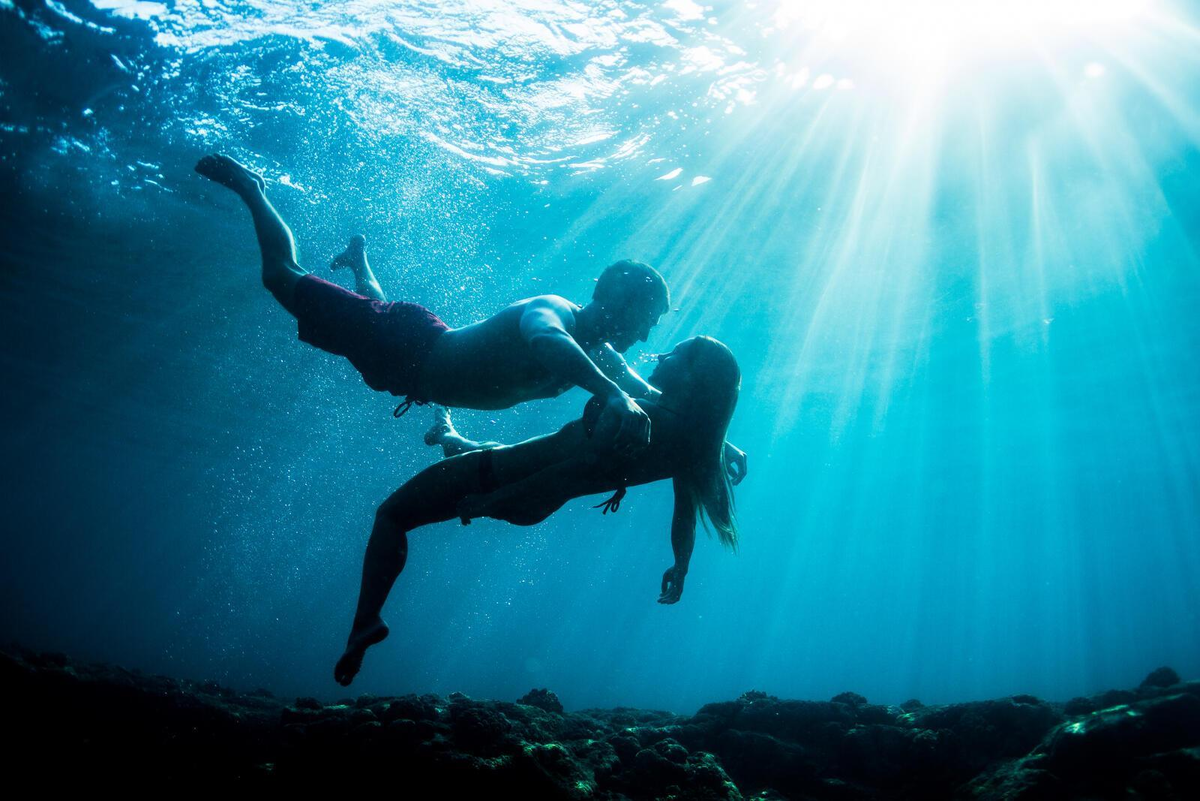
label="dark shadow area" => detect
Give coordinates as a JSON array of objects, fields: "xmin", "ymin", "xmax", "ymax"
[{"xmin": 5, "ymin": 646, "xmax": 1199, "ymax": 798}]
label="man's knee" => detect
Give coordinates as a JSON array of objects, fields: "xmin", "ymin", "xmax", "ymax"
[
  {"xmin": 263, "ymin": 257, "xmax": 304, "ymax": 287},
  {"xmin": 263, "ymin": 265, "xmax": 303, "ymax": 310}
]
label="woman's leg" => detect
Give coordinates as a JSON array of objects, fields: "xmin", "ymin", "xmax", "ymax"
[
  {"xmin": 333, "ymin": 424, "xmax": 590, "ymax": 685},
  {"xmin": 194, "ymin": 154, "xmax": 307, "ymax": 308},
  {"xmin": 333, "ymin": 454, "xmax": 480, "ymax": 686}
]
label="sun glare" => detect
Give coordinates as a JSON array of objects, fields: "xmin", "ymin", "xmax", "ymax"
[{"xmin": 767, "ymin": 0, "xmax": 1155, "ymax": 91}]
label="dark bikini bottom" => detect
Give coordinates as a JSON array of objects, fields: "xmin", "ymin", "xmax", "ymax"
[{"xmin": 476, "ymin": 448, "xmax": 499, "ymax": 494}]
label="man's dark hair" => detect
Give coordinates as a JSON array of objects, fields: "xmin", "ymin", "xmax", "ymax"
[{"xmin": 593, "ymin": 260, "xmax": 670, "ymax": 310}]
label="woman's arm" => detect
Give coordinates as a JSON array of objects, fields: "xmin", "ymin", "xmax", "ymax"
[{"xmin": 658, "ymin": 476, "xmax": 696, "ymax": 604}]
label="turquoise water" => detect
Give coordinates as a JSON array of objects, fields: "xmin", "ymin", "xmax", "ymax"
[{"xmin": 1, "ymin": 0, "xmax": 1198, "ymax": 711}]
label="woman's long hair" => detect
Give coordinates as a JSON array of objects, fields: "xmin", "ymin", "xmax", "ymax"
[{"xmin": 678, "ymin": 337, "xmax": 741, "ymax": 550}]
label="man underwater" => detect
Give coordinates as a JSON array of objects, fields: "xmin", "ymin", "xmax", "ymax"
[{"xmin": 195, "ymin": 153, "xmax": 669, "ymax": 452}]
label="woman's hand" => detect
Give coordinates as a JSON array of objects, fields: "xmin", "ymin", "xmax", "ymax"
[
  {"xmin": 458, "ymin": 489, "xmax": 514, "ymax": 523},
  {"xmin": 457, "ymin": 489, "xmax": 557, "ymax": 527},
  {"xmin": 456, "ymin": 493, "xmax": 492, "ymax": 524},
  {"xmin": 724, "ymin": 442, "xmax": 747, "ymax": 485},
  {"xmin": 658, "ymin": 565, "xmax": 686, "ymax": 604}
]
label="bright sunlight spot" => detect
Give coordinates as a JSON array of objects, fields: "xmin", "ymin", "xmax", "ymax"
[{"xmin": 768, "ymin": 0, "xmax": 1153, "ymax": 90}]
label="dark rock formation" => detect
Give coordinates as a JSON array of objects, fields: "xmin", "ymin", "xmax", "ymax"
[
  {"xmin": 520, "ymin": 687, "xmax": 566, "ymax": 715},
  {"xmin": 831, "ymin": 691, "xmax": 869, "ymax": 707},
  {"xmin": 1142, "ymin": 666, "xmax": 1183, "ymax": 690},
  {"xmin": 3, "ymin": 648, "xmax": 1197, "ymax": 798}
]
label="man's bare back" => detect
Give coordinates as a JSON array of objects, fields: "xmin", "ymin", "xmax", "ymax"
[{"xmin": 417, "ymin": 297, "xmax": 587, "ymax": 410}]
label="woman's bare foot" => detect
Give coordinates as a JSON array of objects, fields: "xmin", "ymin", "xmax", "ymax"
[
  {"xmin": 333, "ymin": 616, "xmax": 389, "ymax": 687},
  {"xmin": 423, "ymin": 406, "xmax": 456, "ymax": 447},
  {"xmin": 330, "ymin": 234, "xmax": 367, "ymax": 273},
  {"xmin": 194, "ymin": 154, "xmax": 267, "ymax": 196}
]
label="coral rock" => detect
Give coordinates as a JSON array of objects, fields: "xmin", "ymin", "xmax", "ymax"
[
  {"xmin": 518, "ymin": 687, "xmax": 565, "ymax": 715},
  {"xmin": 4, "ymin": 647, "xmax": 1197, "ymax": 798}
]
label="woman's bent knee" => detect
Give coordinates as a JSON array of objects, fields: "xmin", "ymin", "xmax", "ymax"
[{"xmin": 375, "ymin": 500, "xmax": 403, "ymax": 530}]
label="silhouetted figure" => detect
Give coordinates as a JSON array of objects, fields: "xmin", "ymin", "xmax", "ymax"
[
  {"xmin": 333, "ymin": 336, "xmax": 742, "ymax": 685},
  {"xmin": 196, "ymin": 153, "xmax": 671, "ymax": 453}
]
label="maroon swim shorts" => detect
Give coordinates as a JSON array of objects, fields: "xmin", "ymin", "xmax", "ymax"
[{"xmin": 285, "ymin": 275, "xmax": 449, "ymax": 399}]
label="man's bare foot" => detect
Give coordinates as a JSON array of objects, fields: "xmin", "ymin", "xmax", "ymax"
[
  {"xmin": 423, "ymin": 406, "xmax": 456, "ymax": 447},
  {"xmin": 194, "ymin": 154, "xmax": 267, "ymax": 196},
  {"xmin": 331, "ymin": 234, "xmax": 367, "ymax": 273},
  {"xmin": 333, "ymin": 616, "xmax": 389, "ymax": 687}
]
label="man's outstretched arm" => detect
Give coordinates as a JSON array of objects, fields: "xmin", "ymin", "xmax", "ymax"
[
  {"xmin": 520, "ymin": 298, "xmax": 651, "ymax": 453},
  {"xmin": 590, "ymin": 343, "xmax": 660, "ymax": 399},
  {"xmin": 591, "ymin": 343, "xmax": 749, "ymax": 485}
]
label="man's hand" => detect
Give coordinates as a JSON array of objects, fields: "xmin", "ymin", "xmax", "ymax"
[
  {"xmin": 723, "ymin": 442, "xmax": 748, "ymax": 485},
  {"xmin": 598, "ymin": 391, "xmax": 651, "ymax": 455},
  {"xmin": 658, "ymin": 565, "xmax": 686, "ymax": 604}
]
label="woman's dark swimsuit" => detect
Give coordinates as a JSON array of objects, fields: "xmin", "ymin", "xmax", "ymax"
[
  {"xmin": 464, "ymin": 396, "xmax": 623, "ymax": 523},
  {"xmin": 580, "ymin": 396, "xmax": 626, "ymax": 512},
  {"xmin": 477, "ymin": 448, "xmax": 499, "ymax": 494},
  {"xmin": 285, "ymin": 275, "xmax": 449, "ymax": 401}
]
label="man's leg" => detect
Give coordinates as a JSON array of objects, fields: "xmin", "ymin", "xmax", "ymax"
[
  {"xmin": 331, "ymin": 234, "xmax": 387, "ymax": 302},
  {"xmin": 423, "ymin": 406, "xmax": 502, "ymax": 457},
  {"xmin": 194, "ymin": 154, "xmax": 307, "ymax": 308}
]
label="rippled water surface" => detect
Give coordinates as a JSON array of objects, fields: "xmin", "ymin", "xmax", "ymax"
[{"xmin": 2, "ymin": 0, "xmax": 1199, "ymax": 709}]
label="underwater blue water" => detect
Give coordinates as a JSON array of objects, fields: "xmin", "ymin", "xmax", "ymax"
[{"xmin": 1, "ymin": 0, "xmax": 1199, "ymax": 711}]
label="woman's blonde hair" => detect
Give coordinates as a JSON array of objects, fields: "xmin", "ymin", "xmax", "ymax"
[{"xmin": 677, "ymin": 337, "xmax": 740, "ymax": 550}]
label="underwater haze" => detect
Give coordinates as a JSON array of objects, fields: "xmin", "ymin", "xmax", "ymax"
[{"xmin": 2, "ymin": 0, "xmax": 1199, "ymax": 712}]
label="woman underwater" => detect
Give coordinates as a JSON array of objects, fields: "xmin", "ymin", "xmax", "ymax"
[{"xmin": 335, "ymin": 336, "xmax": 742, "ymax": 686}]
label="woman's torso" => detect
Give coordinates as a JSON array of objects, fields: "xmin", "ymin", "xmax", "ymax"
[{"xmin": 486, "ymin": 397, "xmax": 690, "ymax": 513}]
